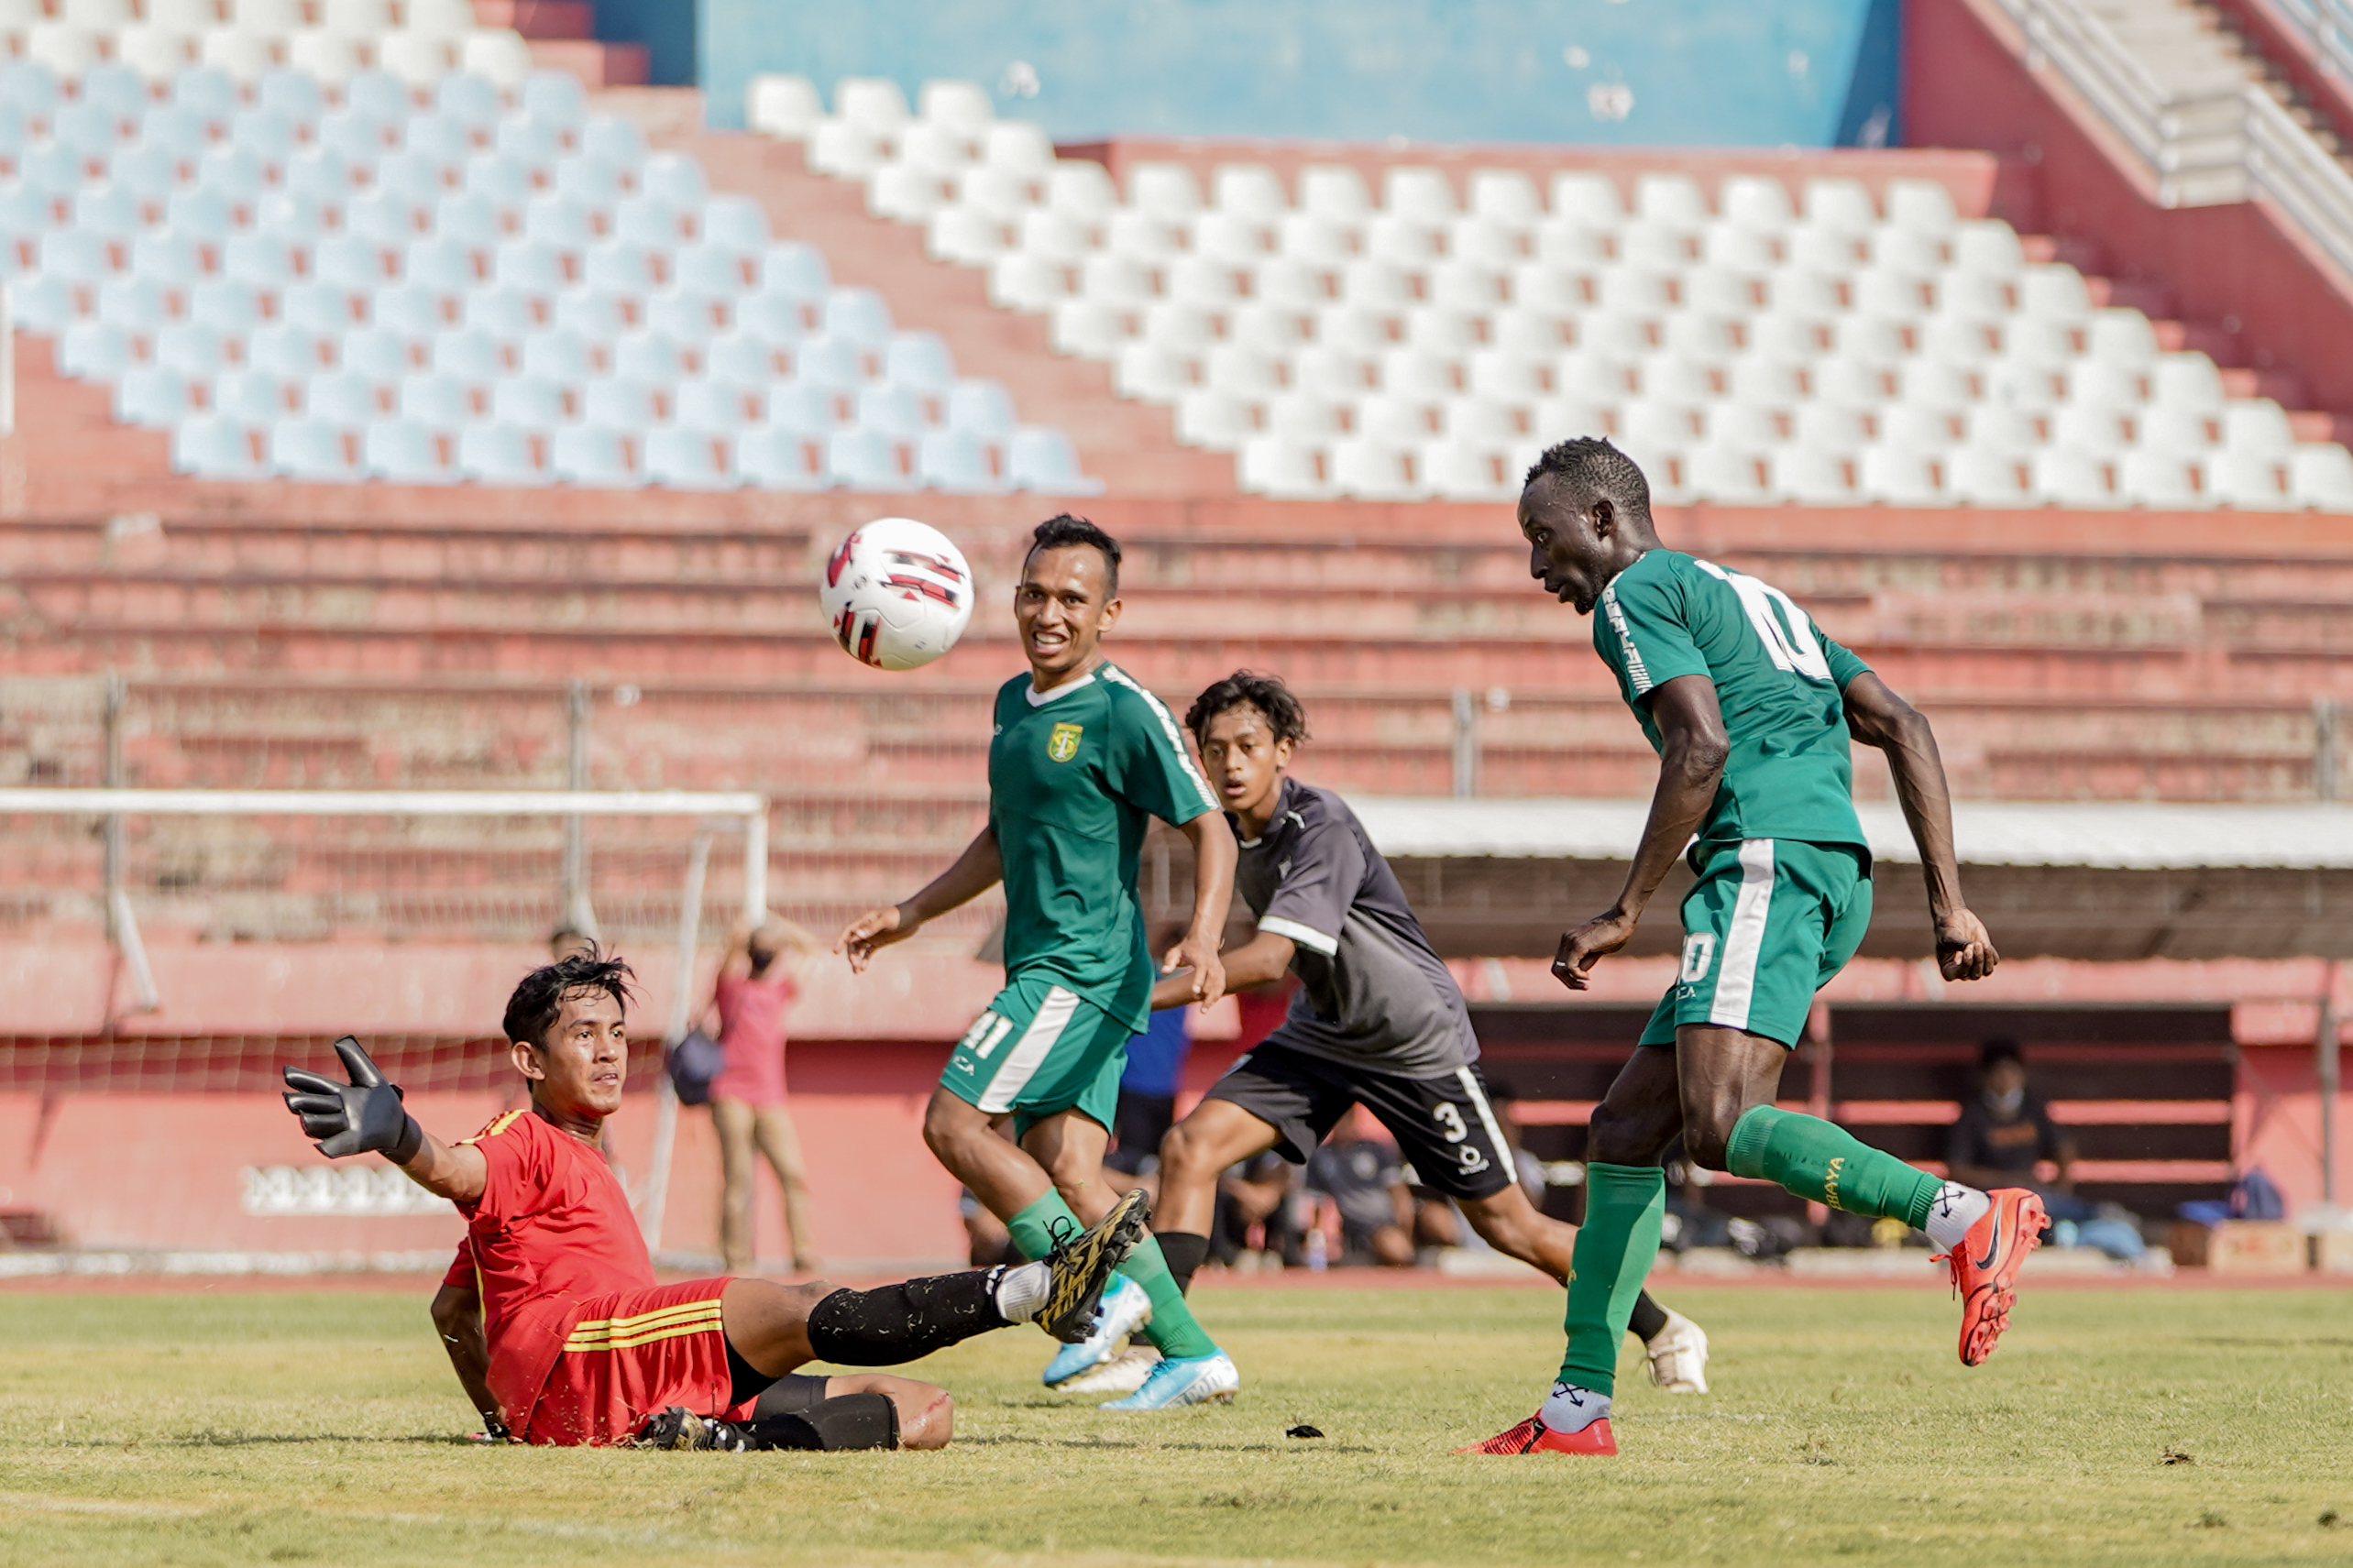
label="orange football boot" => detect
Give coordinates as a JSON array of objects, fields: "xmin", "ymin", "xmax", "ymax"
[
  {"xmin": 1455, "ymin": 1414, "xmax": 1617, "ymax": 1455},
  {"xmin": 1942, "ymin": 1187, "xmax": 2049, "ymax": 1366}
]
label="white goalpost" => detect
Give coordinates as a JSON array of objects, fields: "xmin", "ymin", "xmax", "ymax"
[{"xmin": 0, "ymin": 787, "xmax": 769, "ymax": 1250}]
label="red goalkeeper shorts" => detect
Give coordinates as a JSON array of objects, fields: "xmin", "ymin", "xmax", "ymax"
[{"xmin": 520, "ymin": 1277, "xmax": 753, "ymax": 1447}]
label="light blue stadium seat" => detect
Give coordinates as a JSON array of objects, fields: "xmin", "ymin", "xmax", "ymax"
[
  {"xmin": 313, "ymin": 232, "xmax": 389, "ymax": 291},
  {"xmin": 552, "ymin": 156, "xmax": 623, "ymax": 210},
  {"xmin": 434, "ymin": 72, "xmax": 502, "ymax": 132},
  {"xmin": 374, "ymin": 150, "xmax": 448, "ymax": 206},
  {"xmin": 494, "ymin": 115, "xmax": 562, "ymax": 176},
  {"xmin": 760, "ymin": 243, "xmax": 831, "ymax": 300},
  {"xmin": 946, "ymin": 378, "xmax": 1017, "ymax": 440},
  {"xmin": 581, "ymin": 238, "xmax": 655, "ymax": 295},
  {"xmin": 18, "ymin": 145, "xmax": 86, "ymax": 203},
  {"xmin": 338, "ymin": 325, "xmax": 416, "ymax": 383},
  {"xmin": 519, "ymin": 329, "xmax": 592, "ymax": 384},
  {"xmin": 433, "ymin": 190, "xmax": 504, "ymax": 248},
  {"xmin": 645, "ymin": 426, "xmax": 734, "ymax": 490},
  {"xmin": 54, "ymin": 102, "xmax": 127, "ymax": 159},
  {"xmin": 9, "ymin": 275, "xmax": 77, "ymax": 333},
  {"xmin": 247, "ymin": 323, "xmax": 328, "ymax": 379},
  {"xmin": 793, "ymin": 334, "xmax": 869, "ymax": 390},
  {"xmin": 0, "ymin": 102, "xmax": 23, "ymax": 168},
  {"xmin": 581, "ymin": 377, "xmax": 661, "ymax": 428},
  {"xmin": 674, "ymin": 379, "xmax": 751, "ymax": 432},
  {"xmin": 580, "ymin": 115, "xmax": 647, "ymax": 171},
  {"xmin": 271, "ymin": 417, "xmax": 360, "ymax": 481},
  {"xmin": 670, "ymin": 244, "xmax": 749, "ymax": 297},
  {"xmin": 72, "ymin": 186, "xmax": 143, "ymax": 243},
  {"xmin": 256, "ymin": 70, "xmax": 325, "ymax": 129},
  {"xmin": 163, "ymin": 187, "xmax": 234, "ymax": 243},
  {"xmin": 827, "ymin": 428, "xmax": 915, "ymax": 491},
  {"xmin": 169, "ymin": 65, "xmax": 236, "ymax": 127},
  {"xmin": 59, "ymin": 320, "xmax": 135, "ymax": 382},
  {"xmin": 371, "ymin": 282, "xmax": 450, "ymax": 339},
  {"xmin": 186, "ymin": 279, "xmax": 263, "ymax": 336},
  {"xmin": 639, "ymin": 150, "xmax": 707, "ymax": 206},
  {"xmin": 282, "ymin": 281, "xmax": 360, "ymax": 335},
  {"xmin": 316, "ymin": 109, "xmax": 391, "ymax": 168},
  {"xmin": 228, "ymin": 107, "xmax": 301, "ymax": 171},
  {"xmin": 128, "ymin": 230, "xmax": 203, "ymax": 290},
  {"xmin": 885, "ymin": 331, "xmax": 957, "ymax": 393},
  {"xmin": 81, "ymin": 61, "xmax": 149, "ymax": 121},
  {"xmin": 1008, "ymin": 426, "xmax": 1099, "ymax": 494},
  {"xmin": 94, "ymin": 276, "xmax": 168, "ymax": 335},
  {"xmin": 346, "ymin": 189, "xmax": 425, "ymax": 247},
  {"xmin": 255, "ymin": 191, "xmax": 332, "ymax": 240},
  {"xmin": 456, "ymin": 422, "xmax": 540, "ymax": 485},
  {"xmin": 919, "ymin": 429, "xmax": 1005, "ymax": 493},
  {"xmin": 611, "ymin": 331, "xmax": 685, "ymax": 386},
  {"xmin": 305, "ymin": 369, "xmax": 381, "ymax": 426},
  {"xmin": 856, "ymin": 383, "xmax": 931, "ymax": 438},
  {"xmin": 462, "ymin": 286, "xmax": 538, "ymax": 343},
  {"xmin": 153, "ymin": 321, "xmax": 229, "ymax": 379},
  {"xmin": 0, "ymin": 62, "xmax": 62, "ymax": 126},
  {"xmin": 39, "ymin": 228, "xmax": 114, "ymax": 283},
  {"xmin": 699, "ymin": 195, "xmax": 770, "ymax": 257},
  {"xmin": 822, "ymin": 287, "xmax": 894, "ymax": 345},
  {"xmin": 139, "ymin": 104, "xmax": 210, "ymax": 150},
  {"xmin": 223, "ymin": 233, "xmax": 299, "ymax": 291},
  {"xmin": 197, "ymin": 145, "xmax": 269, "ymax": 205},
  {"xmin": 520, "ymin": 70, "xmax": 587, "ymax": 130},
  {"xmin": 490, "ymin": 374, "xmax": 566, "ymax": 430},
  {"xmin": 397, "ymin": 371, "xmax": 473, "ymax": 430},
  {"xmin": 522, "ymin": 192, "xmax": 594, "ymax": 251},
  {"xmin": 342, "ymin": 71, "xmax": 412, "ymax": 128},
  {"xmin": 402, "ymin": 113, "xmax": 475, "ymax": 173},
  {"xmin": 115, "ymin": 366, "xmax": 193, "ymax": 428},
  {"xmin": 0, "ymin": 181, "xmax": 56, "ymax": 246},
  {"xmin": 105, "ymin": 143, "xmax": 179, "ymax": 203},
  {"xmin": 213, "ymin": 369, "xmax": 292, "ymax": 424},
  {"xmin": 763, "ymin": 381, "xmax": 839, "ymax": 434},
  {"xmin": 734, "ymin": 424, "xmax": 828, "ymax": 490},
  {"xmin": 551, "ymin": 286, "xmax": 629, "ymax": 342},
  {"xmin": 491, "ymin": 237, "xmax": 566, "ymax": 294},
  {"xmin": 609, "ymin": 193, "xmax": 685, "ymax": 249},
  {"xmin": 287, "ymin": 147, "xmax": 357, "ymax": 205},
  {"xmin": 364, "ymin": 419, "xmax": 455, "ymax": 486},
  {"xmin": 402, "ymin": 236, "xmax": 479, "ymax": 293},
  {"xmin": 551, "ymin": 423, "xmax": 636, "ymax": 486},
  {"xmin": 704, "ymin": 334, "xmax": 783, "ymax": 389},
  {"xmin": 643, "ymin": 288, "xmax": 720, "ymax": 345},
  {"xmin": 461, "ymin": 151, "xmax": 531, "ymax": 211},
  {"xmin": 430, "ymin": 327, "xmax": 505, "ymax": 385},
  {"xmin": 172, "ymin": 414, "xmax": 266, "ymax": 478}
]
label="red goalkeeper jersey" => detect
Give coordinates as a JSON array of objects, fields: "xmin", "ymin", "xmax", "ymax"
[{"xmin": 455, "ymin": 1108, "xmax": 658, "ymax": 1427}]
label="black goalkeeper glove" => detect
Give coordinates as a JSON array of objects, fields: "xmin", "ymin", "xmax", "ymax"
[{"xmin": 281, "ymin": 1036, "xmax": 424, "ymax": 1164}]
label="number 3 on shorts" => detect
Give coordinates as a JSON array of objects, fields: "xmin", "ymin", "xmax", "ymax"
[{"xmin": 1678, "ymin": 932, "xmax": 1716, "ymax": 984}]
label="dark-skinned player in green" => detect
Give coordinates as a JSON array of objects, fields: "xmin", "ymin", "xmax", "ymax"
[
  {"xmin": 837, "ymin": 514, "xmax": 1243, "ymax": 1410},
  {"xmin": 1464, "ymin": 437, "xmax": 2044, "ymax": 1456}
]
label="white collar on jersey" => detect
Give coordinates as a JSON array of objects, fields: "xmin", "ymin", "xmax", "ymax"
[{"xmin": 1025, "ymin": 670, "xmax": 1099, "ymax": 707}]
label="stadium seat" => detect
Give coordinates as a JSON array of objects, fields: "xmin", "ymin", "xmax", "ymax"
[
  {"xmin": 676, "ymin": 379, "xmax": 753, "ymax": 432},
  {"xmin": 1770, "ymin": 446, "xmax": 1855, "ymax": 505},
  {"xmin": 397, "ymin": 371, "xmax": 473, "ymax": 431},
  {"xmin": 1173, "ymin": 389, "xmax": 1257, "ymax": 450},
  {"xmin": 748, "ymin": 74, "xmax": 824, "ymax": 140},
  {"xmin": 2205, "ymin": 448, "xmax": 2293, "ymax": 510},
  {"xmin": 705, "ymin": 335, "xmax": 786, "ymax": 390},
  {"xmin": 430, "ymin": 327, "xmax": 505, "ymax": 385},
  {"xmin": 462, "ymin": 287, "xmax": 538, "ymax": 344},
  {"xmin": 945, "ymin": 378, "xmax": 1017, "ymax": 440},
  {"xmin": 2291, "ymin": 443, "xmax": 2353, "ymax": 510},
  {"xmin": 519, "ymin": 331, "xmax": 594, "ymax": 385},
  {"xmin": 2032, "ymin": 448, "xmax": 2113, "ymax": 506},
  {"xmin": 1859, "ymin": 444, "xmax": 1944, "ymax": 505},
  {"xmin": 154, "ymin": 322, "xmax": 230, "ymax": 379},
  {"xmin": 792, "ymin": 334, "xmax": 868, "ymax": 389},
  {"xmin": 1949, "ymin": 444, "xmax": 2030, "ymax": 506},
  {"xmin": 735, "ymin": 425, "xmax": 830, "ymax": 489},
  {"xmin": 855, "ymin": 382, "xmax": 931, "ymax": 438},
  {"xmin": 644, "ymin": 426, "xmax": 735, "ymax": 490},
  {"xmin": 59, "ymin": 320, "xmax": 136, "ymax": 383},
  {"xmin": 456, "ymin": 422, "xmax": 540, "ymax": 485},
  {"xmin": 490, "ymin": 375, "xmax": 566, "ymax": 430},
  {"xmin": 612, "ymin": 331, "xmax": 687, "ymax": 386},
  {"xmin": 172, "ymin": 413, "xmax": 266, "ymax": 477},
  {"xmin": 94, "ymin": 276, "xmax": 168, "ymax": 336},
  {"xmin": 115, "ymin": 366, "xmax": 194, "ymax": 428},
  {"xmin": 1008, "ymin": 425, "xmax": 1098, "ymax": 493},
  {"xmin": 580, "ymin": 378, "xmax": 662, "ymax": 429},
  {"xmin": 270, "ymin": 416, "xmax": 361, "ymax": 480},
  {"xmin": 460, "ymin": 32, "xmax": 534, "ymax": 90},
  {"xmin": 1688, "ymin": 444, "xmax": 1769, "ymax": 504},
  {"xmin": 734, "ymin": 290, "xmax": 811, "ymax": 345},
  {"xmin": 828, "ymin": 426, "xmax": 915, "ymax": 491}
]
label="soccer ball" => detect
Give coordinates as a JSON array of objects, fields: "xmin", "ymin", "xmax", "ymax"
[{"xmin": 817, "ymin": 517, "xmax": 976, "ymax": 671}]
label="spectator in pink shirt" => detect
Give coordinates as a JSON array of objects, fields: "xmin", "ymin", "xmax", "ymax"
[{"xmin": 706, "ymin": 915, "xmax": 822, "ymax": 1274}]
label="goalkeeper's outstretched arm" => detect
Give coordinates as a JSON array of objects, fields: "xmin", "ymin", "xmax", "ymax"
[{"xmin": 281, "ymin": 1036, "xmax": 487, "ymax": 1203}]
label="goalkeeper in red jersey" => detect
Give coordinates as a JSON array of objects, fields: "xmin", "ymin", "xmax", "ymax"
[{"xmin": 280, "ymin": 950, "xmax": 1147, "ymax": 1451}]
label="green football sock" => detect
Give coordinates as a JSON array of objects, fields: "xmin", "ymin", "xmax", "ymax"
[
  {"xmin": 1005, "ymin": 1190, "xmax": 1087, "ymax": 1262},
  {"xmin": 1726, "ymin": 1105, "xmax": 1944, "ymax": 1229},
  {"xmin": 1556, "ymin": 1163, "xmax": 1666, "ymax": 1397},
  {"xmin": 1119, "ymin": 1234, "xmax": 1220, "ymax": 1359}
]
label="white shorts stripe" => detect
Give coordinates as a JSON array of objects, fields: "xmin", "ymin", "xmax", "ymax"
[
  {"xmin": 975, "ymin": 986, "xmax": 1082, "ymax": 1113},
  {"xmin": 1706, "ymin": 839, "xmax": 1777, "ymax": 1032},
  {"xmin": 1455, "ymin": 1066, "xmax": 1515, "ymax": 1178}
]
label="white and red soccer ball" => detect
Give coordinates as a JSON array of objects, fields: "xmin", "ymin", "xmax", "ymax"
[{"xmin": 818, "ymin": 518, "xmax": 975, "ymax": 671}]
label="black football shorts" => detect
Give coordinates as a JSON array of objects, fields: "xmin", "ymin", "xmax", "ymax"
[{"xmin": 1202, "ymin": 1042, "xmax": 1516, "ymax": 1202}]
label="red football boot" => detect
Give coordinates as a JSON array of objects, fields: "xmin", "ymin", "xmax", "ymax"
[
  {"xmin": 1942, "ymin": 1187, "xmax": 2049, "ymax": 1366},
  {"xmin": 1455, "ymin": 1414, "xmax": 1617, "ymax": 1455}
]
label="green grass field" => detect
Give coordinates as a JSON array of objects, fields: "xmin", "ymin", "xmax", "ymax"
[{"xmin": 1, "ymin": 1279, "xmax": 2349, "ymax": 1567}]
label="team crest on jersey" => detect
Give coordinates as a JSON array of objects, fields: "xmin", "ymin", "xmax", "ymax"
[{"xmin": 1047, "ymin": 722, "xmax": 1083, "ymax": 762}]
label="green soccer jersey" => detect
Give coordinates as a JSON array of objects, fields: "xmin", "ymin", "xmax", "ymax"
[
  {"xmin": 987, "ymin": 662, "xmax": 1219, "ymax": 1029},
  {"xmin": 1593, "ymin": 549, "xmax": 1874, "ymax": 851}
]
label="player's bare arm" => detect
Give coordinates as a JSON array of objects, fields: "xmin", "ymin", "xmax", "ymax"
[
  {"xmin": 836, "ymin": 826, "xmax": 1004, "ymax": 971},
  {"xmin": 1840, "ymin": 670, "xmax": 1998, "ymax": 981},
  {"xmin": 1152, "ymin": 928, "xmax": 1292, "ymax": 1010},
  {"xmin": 1555, "ymin": 674, "xmax": 1728, "ymax": 991},
  {"xmin": 428, "ymin": 1271, "xmax": 505, "ymax": 1437},
  {"xmin": 1162, "ymin": 812, "xmax": 1236, "ymax": 1008}
]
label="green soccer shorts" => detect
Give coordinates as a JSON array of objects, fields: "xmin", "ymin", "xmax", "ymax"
[
  {"xmin": 1639, "ymin": 838, "xmax": 1873, "ymax": 1050},
  {"xmin": 940, "ymin": 972, "xmax": 1132, "ymax": 1137}
]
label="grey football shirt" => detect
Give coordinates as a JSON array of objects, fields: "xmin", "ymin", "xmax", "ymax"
[{"xmin": 1235, "ymin": 778, "xmax": 1479, "ymax": 1076}]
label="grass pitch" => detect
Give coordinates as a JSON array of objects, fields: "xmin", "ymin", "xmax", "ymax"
[{"xmin": 1, "ymin": 1279, "xmax": 2349, "ymax": 1567}]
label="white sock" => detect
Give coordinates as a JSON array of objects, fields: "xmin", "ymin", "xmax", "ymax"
[
  {"xmin": 1537, "ymin": 1382, "xmax": 1611, "ymax": 1435},
  {"xmin": 1923, "ymin": 1182, "xmax": 1991, "ymax": 1253},
  {"xmin": 990, "ymin": 1261, "xmax": 1050, "ymax": 1323}
]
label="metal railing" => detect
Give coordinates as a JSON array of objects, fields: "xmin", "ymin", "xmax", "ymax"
[{"xmin": 2000, "ymin": 0, "xmax": 2353, "ymax": 281}]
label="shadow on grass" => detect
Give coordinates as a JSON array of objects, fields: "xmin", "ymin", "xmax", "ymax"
[
  {"xmin": 170, "ymin": 1431, "xmax": 485, "ymax": 1448},
  {"xmin": 951, "ymin": 1432, "xmax": 1381, "ymax": 1454}
]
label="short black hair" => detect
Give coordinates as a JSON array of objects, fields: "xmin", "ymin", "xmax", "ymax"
[
  {"xmin": 503, "ymin": 948, "xmax": 635, "ymax": 1049},
  {"xmin": 1979, "ymin": 1039, "xmax": 2024, "ymax": 1071},
  {"xmin": 1025, "ymin": 513, "xmax": 1121, "ymax": 597},
  {"xmin": 1523, "ymin": 435, "xmax": 1651, "ymax": 518},
  {"xmin": 1185, "ymin": 670, "xmax": 1310, "ymax": 744}
]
